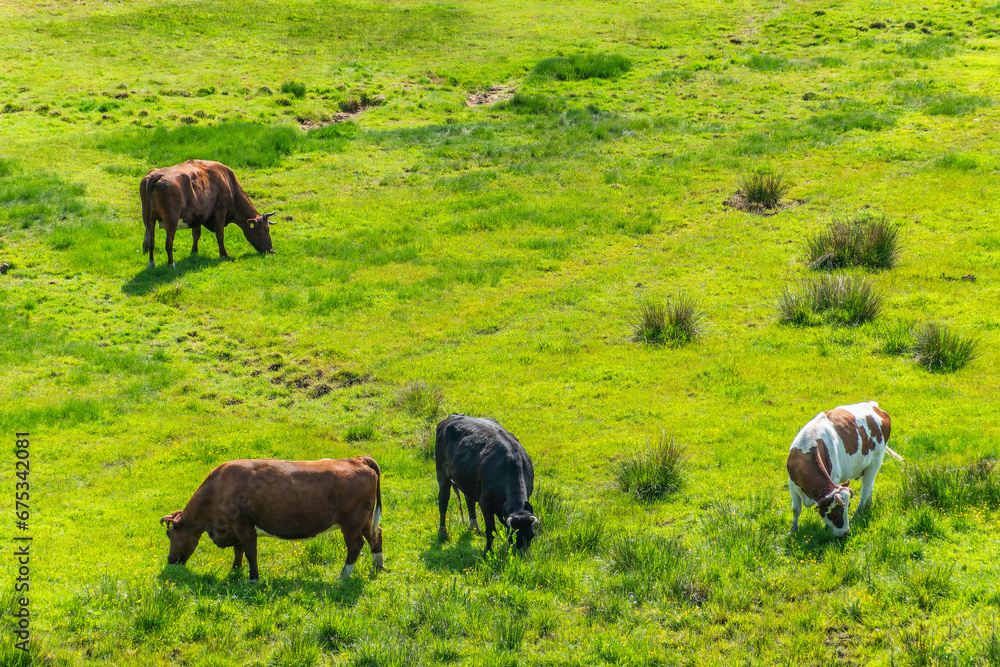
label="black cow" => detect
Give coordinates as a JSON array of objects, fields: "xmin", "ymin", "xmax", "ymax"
[{"xmin": 435, "ymin": 414, "xmax": 538, "ymax": 552}]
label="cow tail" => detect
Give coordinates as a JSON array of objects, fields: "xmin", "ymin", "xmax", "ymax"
[
  {"xmin": 885, "ymin": 446, "xmax": 905, "ymax": 463},
  {"xmin": 364, "ymin": 457, "xmax": 382, "ymax": 530},
  {"xmin": 141, "ymin": 173, "xmax": 162, "ymax": 253}
]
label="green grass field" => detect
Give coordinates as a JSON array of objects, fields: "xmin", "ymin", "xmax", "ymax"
[{"xmin": 2, "ymin": 0, "xmax": 1000, "ymax": 664}]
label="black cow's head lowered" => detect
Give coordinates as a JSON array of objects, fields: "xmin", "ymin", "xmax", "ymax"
[
  {"xmin": 241, "ymin": 212, "xmax": 276, "ymax": 254},
  {"xmin": 161, "ymin": 511, "xmax": 202, "ymax": 565},
  {"xmin": 506, "ymin": 504, "xmax": 539, "ymax": 550}
]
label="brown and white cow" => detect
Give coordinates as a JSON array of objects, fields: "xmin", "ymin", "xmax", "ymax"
[
  {"xmin": 160, "ymin": 457, "xmax": 383, "ymax": 581},
  {"xmin": 140, "ymin": 159, "xmax": 276, "ymax": 268},
  {"xmin": 787, "ymin": 401, "xmax": 902, "ymax": 537}
]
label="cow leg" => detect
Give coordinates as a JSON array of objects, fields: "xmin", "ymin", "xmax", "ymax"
[
  {"xmin": 232, "ymin": 545, "xmax": 244, "ymax": 570},
  {"xmin": 437, "ymin": 476, "xmax": 452, "ymax": 541},
  {"xmin": 214, "ymin": 211, "xmax": 230, "ymax": 258},
  {"xmin": 482, "ymin": 508, "xmax": 497, "ymax": 553},
  {"xmin": 853, "ymin": 462, "xmax": 881, "ymax": 520},
  {"xmin": 233, "ymin": 525, "xmax": 259, "ymax": 581},
  {"xmin": 363, "ymin": 523, "xmax": 384, "ymax": 571},
  {"xmin": 191, "ymin": 224, "xmax": 201, "ymax": 254},
  {"xmin": 145, "ymin": 221, "xmax": 156, "ymax": 268},
  {"xmin": 340, "ymin": 529, "xmax": 365, "ymax": 580},
  {"xmin": 790, "ymin": 486, "xmax": 802, "ymax": 534},
  {"xmin": 165, "ymin": 226, "xmax": 177, "ymax": 268},
  {"xmin": 465, "ymin": 493, "xmax": 480, "ymax": 534}
]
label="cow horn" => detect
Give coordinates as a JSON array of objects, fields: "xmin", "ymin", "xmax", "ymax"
[
  {"xmin": 160, "ymin": 511, "xmax": 182, "ymax": 528},
  {"xmin": 530, "ymin": 516, "xmax": 539, "ymax": 527},
  {"xmin": 506, "ymin": 517, "xmax": 513, "ymax": 529},
  {"xmin": 264, "ymin": 211, "xmax": 275, "ymax": 218}
]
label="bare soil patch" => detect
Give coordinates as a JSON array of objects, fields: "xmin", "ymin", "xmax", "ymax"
[{"xmin": 466, "ymin": 85, "xmax": 514, "ymax": 106}]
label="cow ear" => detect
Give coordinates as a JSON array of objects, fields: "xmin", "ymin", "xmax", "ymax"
[{"xmin": 247, "ymin": 219, "xmax": 256, "ymax": 229}]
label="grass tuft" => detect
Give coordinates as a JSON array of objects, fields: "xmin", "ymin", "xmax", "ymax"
[
  {"xmin": 729, "ymin": 170, "xmax": 790, "ymax": 212},
  {"xmin": 633, "ymin": 295, "xmax": 705, "ymax": 346},
  {"xmin": 910, "ymin": 322, "xmax": 979, "ymax": 372},
  {"xmin": 394, "ymin": 380, "xmax": 443, "ymax": 421},
  {"xmin": 876, "ymin": 319, "xmax": 915, "ymax": 355},
  {"xmin": 611, "ymin": 433, "xmax": 687, "ymax": 500},
  {"xmin": 280, "ymin": 81, "xmax": 307, "ymax": 99},
  {"xmin": 745, "ymin": 54, "xmax": 793, "ymax": 71},
  {"xmin": 531, "ymin": 53, "xmax": 632, "ymax": 81},
  {"xmin": 902, "ymin": 458, "xmax": 1000, "ymax": 510},
  {"xmin": 777, "ymin": 274, "xmax": 882, "ymax": 326},
  {"xmin": 317, "ymin": 614, "xmax": 362, "ymax": 652},
  {"xmin": 806, "ymin": 209, "xmax": 900, "ymax": 270}
]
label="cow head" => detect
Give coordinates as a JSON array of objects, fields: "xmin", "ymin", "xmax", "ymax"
[
  {"xmin": 160, "ymin": 511, "xmax": 202, "ymax": 565},
  {"xmin": 241, "ymin": 212, "xmax": 276, "ymax": 254},
  {"xmin": 505, "ymin": 505, "xmax": 539, "ymax": 551},
  {"xmin": 817, "ymin": 484, "xmax": 854, "ymax": 537}
]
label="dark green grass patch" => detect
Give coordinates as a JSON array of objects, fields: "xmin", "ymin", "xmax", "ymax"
[
  {"xmin": 98, "ymin": 122, "xmax": 303, "ymax": 169},
  {"xmin": 923, "ymin": 92, "xmax": 992, "ymax": 117},
  {"xmin": 812, "ymin": 56, "xmax": 847, "ymax": 68},
  {"xmin": 633, "ymin": 295, "xmax": 705, "ymax": 345},
  {"xmin": 935, "ymin": 153, "xmax": 979, "ymax": 170},
  {"xmin": 0, "ymin": 162, "xmax": 91, "ymax": 231},
  {"xmin": 280, "ymin": 81, "xmax": 307, "ymax": 99},
  {"xmin": 806, "ymin": 209, "xmax": 900, "ymax": 270},
  {"xmin": 902, "ymin": 458, "xmax": 1000, "ymax": 510},
  {"xmin": 530, "ymin": 53, "xmax": 633, "ymax": 81},
  {"xmin": 809, "ymin": 109, "xmax": 895, "ymax": 133},
  {"xmin": 778, "ymin": 274, "xmax": 882, "ymax": 326},
  {"xmin": 611, "ymin": 434, "xmax": 687, "ymax": 501},
  {"xmin": 897, "ymin": 35, "xmax": 960, "ymax": 59},
  {"xmin": 744, "ymin": 54, "xmax": 793, "ymax": 72},
  {"xmin": 910, "ymin": 322, "xmax": 979, "ymax": 372},
  {"xmin": 499, "ymin": 92, "xmax": 567, "ymax": 115}
]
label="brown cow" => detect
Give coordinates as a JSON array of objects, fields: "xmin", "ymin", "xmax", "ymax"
[
  {"xmin": 160, "ymin": 457, "xmax": 383, "ymax": 581},
  {"xmin": 140, "ymin": 159, "xmax": 276, "ymax": 268}
]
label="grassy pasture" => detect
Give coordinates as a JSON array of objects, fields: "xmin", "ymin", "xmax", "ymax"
[{"xmin": 2, "ymin": 0, "xmax": 1000, "ymax": 664}]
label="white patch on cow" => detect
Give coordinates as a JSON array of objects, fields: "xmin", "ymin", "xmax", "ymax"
[
  {"xmin": 373, "ymin": 552, "xmax": 384, "ymax": 569},
  {"xmin": 340, "ymin": 563, "xmax": 354, "ymax": 579},
  {"xmin": 255, "ymin": 524, "xmax": 341, "ymax": 540}
]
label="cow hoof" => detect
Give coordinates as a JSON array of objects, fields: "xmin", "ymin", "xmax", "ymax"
[
  {"xmin": 171, "ymin": 263, "xmax": 176, "ymax": 269},
  {"xmin": 373, "ymin": 553, "xmax": 384, "ymax": 570},
  {"xmin": 147, "ymin": 260, "xmax": 155, "ymax": 268},
  {"xmin": 438, "ymin": 529, "xmax": 449, "ymax": 542}
]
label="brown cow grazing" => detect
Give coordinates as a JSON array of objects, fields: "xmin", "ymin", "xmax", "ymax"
[
  {"xmin": 160, "ymin": 457, "xmax": 383, "ymax": 581},
  {"xmin": 140, "ymin": 159, "xmax": 276, "ymax": 268}
]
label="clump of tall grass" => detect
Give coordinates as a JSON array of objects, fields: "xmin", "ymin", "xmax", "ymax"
[
  {"xmin": 612, "ymin": 434, "xmax": 687, "ymax": 500},
  {"xmin": 902, "ymin": 457, "xmax": 1000, "ymax": 510},
  {"xmin": 500, "ymin": 92, "xmax": 567, "ymax": 115},
  {"xmin": 344, "ymin": 419, "xmax": 376, "ymax": 442},
  {"xmin": 778, "ymin": 274, "xmax": 882, "ymax": 326},
  {"xmin": 910, "ymin": 322, "xmax": 979, "ymax": 372},
  {"xmin": 394, "ymin": 380, "xmax": 443, "ymax": 421},
  {"xmin": 806, "ymin": 209, "xmax": 900, "ymax": 270},
  {"xmin": 609, "ymin": 533, "xmax": 708, "ymax": 603},
  {"xmin": 728, "ymin": 170, "xmax": 791, "ymax": 212},
  {"xmin": 531, "ymin": 53, "xmax": 633, "ymax": 81},
  {"xmin": 633, "ymin": 295, "xmax": 704, "ymax": 346},
  {"xmin": 280, "ymin": 81, "xmax": 307, "ymax": 99},
  {"xmin": 876, "ymin": 319, "xmax": 915, "ymax": 355}
]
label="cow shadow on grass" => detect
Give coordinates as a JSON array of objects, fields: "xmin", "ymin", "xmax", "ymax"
[
  {"xmin": 121, "ymin": 250, "xmax": 267, "ymax": 297},
  {"xmin": 420, "ymin": 531, "xmax": 481, "ymax": 572},
  {"xmin": 785, "ymin": 504, "xmax": 879, "ymax": 562},
  {"xmin": 159, "ymin": 563, "xmax": 368, "ymax": 607}
]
